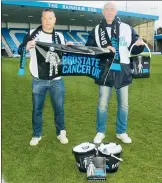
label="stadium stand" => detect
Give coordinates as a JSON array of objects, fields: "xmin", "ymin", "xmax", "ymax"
[
  {"xmin": 1, "ymin": 1, "xmax": 160, "ymax": 57},
  {"xmin": 2, "ymin": 28, "xmax": 19, "ymax": 55},
  {"xmin": 1, "ymin": 28, "xmax": 89, "ymax": 56},
  {"xmin": 1, "ymin": 27, "xmax": 153, "ymax": 55}
]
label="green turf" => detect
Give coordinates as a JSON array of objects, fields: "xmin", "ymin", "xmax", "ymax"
[{"xmin": 2, "ymin": 55, "xmax": 162, "ymax": 183}]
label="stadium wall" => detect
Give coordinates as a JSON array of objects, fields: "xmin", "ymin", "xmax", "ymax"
[{"xmin": 135, "ymin": 21, "xmax": 154, "ymax": 50}]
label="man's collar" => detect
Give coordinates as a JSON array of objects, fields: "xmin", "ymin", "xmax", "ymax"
[{"xmin": 106, "ymin": 24, "xmax": 112, "ymax": 28}]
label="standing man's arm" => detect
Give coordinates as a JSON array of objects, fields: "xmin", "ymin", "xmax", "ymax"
[
  {"xmin": 85, "ymin": 28, "xmax": 97, "ymax": 47},
  {"xmin": 128, "ymin": 27, "xmax": 145, "ymax": 55}
]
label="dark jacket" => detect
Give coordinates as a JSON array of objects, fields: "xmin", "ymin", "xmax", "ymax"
[{"xmin": 85, "ymin": 23, "xmax": 144, "ymax": 88}]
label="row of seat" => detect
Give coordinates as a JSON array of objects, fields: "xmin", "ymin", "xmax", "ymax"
[
  {"xmin": 2, "ymin": 28, "xmax": 151, "ymax": 55},
  {"xmin": 1, "ymin": 28, "xmax": 89, "ymax": 55}
]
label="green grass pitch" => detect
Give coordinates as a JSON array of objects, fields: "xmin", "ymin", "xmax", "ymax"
[{"xmin": 2, "ymin": 55, "xmax": 162, "ymax": 183}]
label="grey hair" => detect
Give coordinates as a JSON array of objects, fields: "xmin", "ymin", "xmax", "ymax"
[{"xmin": 103, "ymin": 1, "xmax": 117, "ymax": 10}]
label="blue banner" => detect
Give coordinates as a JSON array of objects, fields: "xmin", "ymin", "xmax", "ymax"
[{"xmin": 35, "ymin": 42, "xmax": 114, "ymax": 81}]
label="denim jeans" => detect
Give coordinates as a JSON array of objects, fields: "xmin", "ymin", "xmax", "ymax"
[
  {"xmin": 96, "ymin": 85, "xmax": 128, "ymax": 134},
  {"xmin": 32, "ymin": 77, "xmax": 65, "ymax": 137}
]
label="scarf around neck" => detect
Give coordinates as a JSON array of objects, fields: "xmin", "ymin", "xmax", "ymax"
[
  {"xmin": 98, "ymin": 16, "xmax": 121, "ymax": 65},
  {"xmin": 18, "ymin": 25, "xmax": 61, "ymax": 75}
]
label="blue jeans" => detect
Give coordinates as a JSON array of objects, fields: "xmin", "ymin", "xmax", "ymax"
[
  {"xmin": 32, "ymin": 77, "xmax": 65, "ymax": 137},
  {"xmin": 96, "ymin": 85, "xmax": 128, "ymax": 134}
]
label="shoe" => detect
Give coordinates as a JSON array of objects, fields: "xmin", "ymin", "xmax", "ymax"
[
  {"xmin": 30, "ymin": 137, "xmax": 41, "ymax": 146},
  {"xmin": 93, "ymin": 132, "xmax": 105, "ymax": 144},
  {"xmin": 57, "ymin": 130, "xmax": 68, "ymax": 144},
  {"xmin": 116, "ymin": 133, "xmax": 132, "ymax": 143}
]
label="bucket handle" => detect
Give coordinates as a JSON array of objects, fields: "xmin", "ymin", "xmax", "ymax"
[
  {"xmin": 111, "ymin": 154, "xmax": 123, "ymax": 162},
  {"xmin": 102, "ymin": 148, "xmax": 123, "ymax": 162},
  {"xmin": 129, "ymin": 42, "xmax": 151, "ymax": 58}
]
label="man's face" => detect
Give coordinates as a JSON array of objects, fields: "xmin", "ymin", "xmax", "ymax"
[
  {"xmin": 41, "ymin": 11, "xmax": 56, "ymax": 30},
  {"xmin": 103, "ymin": 3, "xmax": 117, "ymax": 22}
]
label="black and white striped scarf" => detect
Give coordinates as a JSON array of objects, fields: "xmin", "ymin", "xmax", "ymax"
[
  {"xmin": 97, "ymin": 16, "xmax": 121, "ymax": 64},
  {"xmin": 18, "ymin": 25, "xmax": 62, "ymax": 75}
]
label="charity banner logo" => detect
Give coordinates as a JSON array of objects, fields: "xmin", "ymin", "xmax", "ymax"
[{"xmin": 35, "ymin": 41, "xmax": 114, "ymax": 80}]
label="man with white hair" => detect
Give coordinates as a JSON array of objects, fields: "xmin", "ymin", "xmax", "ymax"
[{"xmin": 86, "ymin": 1, "xmax": 145, "ymax": 144}]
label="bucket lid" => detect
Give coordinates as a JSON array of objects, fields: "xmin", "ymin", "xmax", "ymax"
[
  {"xmin": 73, "ymin": 142, "xmax": 95, "ymax": 153},
  {"xmin": 98, "ymin": 143, "xmax": 122, "ymax": 155}
]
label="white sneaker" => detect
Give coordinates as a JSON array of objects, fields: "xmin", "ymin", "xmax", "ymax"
[
  {"xmin": 116, "ymin": 133, "xmax": 132, "ymax": 143},
  {"xmin": 57, "ymin": 130, "xmax": 68, "ymax": 144},
  {"xmin": 93, "ymin": 132, "xmax": 105, "ymax": 144},
  {"xmin": 30, "ymin": 137, "xmax": 41, "ymax": 146}
]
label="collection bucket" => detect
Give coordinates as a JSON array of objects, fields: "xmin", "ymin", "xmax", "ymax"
[
  {"xmin": 98, "ymin": 143, "xmax": 122, "ymax": 173},
  {"xmin": 129, "ymin": 42, "xmax": 151, "ymax": 78},
  {"xmin": 72, "ymin": 142, "xmax": 97, "ymax": 172}
]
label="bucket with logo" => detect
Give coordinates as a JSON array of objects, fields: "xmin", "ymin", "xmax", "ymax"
[
  {"xmin": 98, "ymin": 143, "xmax": 123, "ymax": 173},
  {"xmin": 130, "ymin": 42, "xmax": 151, "ymax": 78},
  {"xmin": 72, "ymin": 142, "xmax": 97, "ymax": 172}
]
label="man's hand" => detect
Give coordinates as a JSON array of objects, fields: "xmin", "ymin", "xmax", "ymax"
[
  {"xmin": 66, "ymin": 41, "xmax": 74, "ymax": 46},
  {"xmin": 135, "ymin": 37, "xmax": 145, "ymax": 46},
  {"xmin": 107, "ymin": 46, "xmax": 116, "ymax": 53},
  {"xmin": 26, "ymin": 40, "xmax": 36, "ymax": 51}
]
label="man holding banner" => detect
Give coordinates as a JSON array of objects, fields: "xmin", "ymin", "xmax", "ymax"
[
  {"xmin": 86, "ymin": 2, "xmax": 145, "ymax": 144},
  {"xmin": 18, "ymin": 8, "xmax": 70, "ymax": 146}
]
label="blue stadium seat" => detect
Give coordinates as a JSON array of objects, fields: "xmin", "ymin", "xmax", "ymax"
[
  {"xmin": 15, "ymin": 33, "xmax": 27, "ymax": 44},
  {"xmin": 57, "ymin": 30, "xmax": 89, "ymax": 45},
  {"xmin": 66, "ymin": 31, "xmax": 89, "ymax": 45},
  {"xmin": 1, "ymin": 42, "xmax": 5, "ymax": 49},
  {"xmin": 2, "ymin": 28, "xmax": 18, "ymax": 54}
]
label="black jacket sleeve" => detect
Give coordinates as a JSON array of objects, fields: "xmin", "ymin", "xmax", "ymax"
[
  {"xmin": 85, "ymin": 28, "xmax": 97, "ymax": 47},
  {"xmin": 128, "ymin": 27, "xmax": 144, "ymax": 55},
  {"xmin": 18, "ymin": 31, "xmax": 30, "ymax": 55}
]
